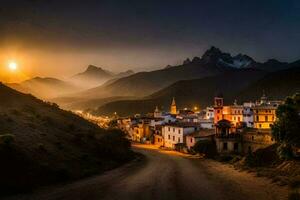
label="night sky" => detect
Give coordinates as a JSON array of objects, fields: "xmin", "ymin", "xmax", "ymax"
[{"xmin": 0, "ymin": 0, "xmax": 300, "ymax": 80}]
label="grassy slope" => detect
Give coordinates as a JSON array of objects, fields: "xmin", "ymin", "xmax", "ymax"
[{"xmin": 0, "ymin": 83, "xmax": 133, "ymax": 196}]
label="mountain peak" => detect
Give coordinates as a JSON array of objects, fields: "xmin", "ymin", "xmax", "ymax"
[
  {"xmin": 183, "ymin": 58, "xmax": 191, "ymax": 65},
  {"xmin": 86, "ymin": 65, "xmax": 103, "ymax": 72}
]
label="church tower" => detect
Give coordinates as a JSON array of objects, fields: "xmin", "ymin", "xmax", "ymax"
[
  {"xmin": 154, "ymin": 106, "xmax": 162, "ymax": 118},
  {"xmin": 214, "ymin": 94, "xmax": 224, "ymax": 124},
  {"xmin": 170, "ymin": 97, "xmax": 177, "ymax": 115}
]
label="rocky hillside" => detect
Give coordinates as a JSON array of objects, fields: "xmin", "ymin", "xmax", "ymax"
[{"xmin": 0, "ymin": 83, "xmax": 133, "ymax": 196}]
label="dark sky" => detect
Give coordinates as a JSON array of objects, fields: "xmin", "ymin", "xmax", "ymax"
[{"xmin": 0, "ymin": 0, "xmax": 300, "ymax": 80}]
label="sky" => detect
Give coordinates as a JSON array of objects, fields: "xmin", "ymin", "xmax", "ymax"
[{"xmin": 0, "ymin": 0, "xmax": 300, "ymax": 82}]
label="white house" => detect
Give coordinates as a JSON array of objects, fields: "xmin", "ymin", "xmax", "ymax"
[
  {"xmin": 205, "ymin": 107, "xmax": 214, "ymax": 119},
  {"xmin": 163, "ymin": 123, "xmax": 199, "ymax": 149},
  {"xmin": 243, "ymin": 102, "xmax": 255, "ymax": 128}
]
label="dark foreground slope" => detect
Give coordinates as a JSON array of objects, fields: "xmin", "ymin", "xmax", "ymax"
[{"xmin": 0, "ymin": 83, "xmax": 133, "ymax": 196}]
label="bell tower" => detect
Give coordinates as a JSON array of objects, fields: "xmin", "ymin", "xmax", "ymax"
[
  {"xmin": 170, "ymin": 97, "xmax": 177, "ymax": 115},
  {"xmin": 214, "ymin": 95, "xmax": 224, "ymax": 124}
]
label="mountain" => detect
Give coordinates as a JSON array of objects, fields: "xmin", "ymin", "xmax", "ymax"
[
  {"xmin": 78, "ymin": 47, "xmax": 245, "ymax": 99},
  {"xmin": 71, "ymin": 65, "xmax": 115, "ymax": 88},
  {"xmin": 71, "ymin": 65, "xmax": 135, "ymax": 89},
  {"xmin": 256, "ymin": 59, "xmax": 288, "ymax": 72},
  {"xmin": 0, "ymin": 83, "xmax": 133, "ymax": 196},
  {"xmin": 6, "ymin": 77, "xmax": 79, "ymax": 99},
  {"xmin": 92, "ymin": 69, "xmax": 267, "ymax": 116},
  {"xmin": 93, "ymin": 61, "xmax": 300, "ymax": 116},
  {"xmin": 237, "ymin": 60, "xmax": 300, "ymax": 101}
]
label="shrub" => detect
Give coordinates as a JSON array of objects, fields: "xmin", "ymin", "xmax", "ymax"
[
  {"xmin": 245, "ymin": 144, "xmax": 280, "ymax": 167},
  {"xmin": 277, "ymin": 143, "xmax": 294, "ymax": 160},
  {"xmin": 193, "ymin": 140, "xmax": 217, "ymax": 158},
  {"xmin": 0, "ymin": 134, "xmax": 15, "ymax": 146}
]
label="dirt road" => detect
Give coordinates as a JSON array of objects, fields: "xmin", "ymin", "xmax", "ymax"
[{"xmin": 6, "ymin": 144, "xmax": 288, "ymax": 200}]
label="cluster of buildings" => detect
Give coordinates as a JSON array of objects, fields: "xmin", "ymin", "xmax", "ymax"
[{"xmin": 117, "ymin": 94, "xmax": 282, "ymax": 155}]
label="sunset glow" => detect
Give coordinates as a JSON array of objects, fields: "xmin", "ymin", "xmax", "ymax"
[{"xmin": 8, "ymin": 62, "xmax": 18, "ymax": 71}]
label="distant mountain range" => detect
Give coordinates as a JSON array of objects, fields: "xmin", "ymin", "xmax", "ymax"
[
  {"xmin": 76, "ymin": 46, "xmax": 290, "ymax": 99},
  {"xmin": 5, "ymin": 65, "xmax": 135, "ymax": 99},
  {"xmin": 93, "ymin": 60, "xmax": 300, "ymax": 116},
  {"xmin": 4, "ymin": 46, "xmax": 298, "ymax": 116}
]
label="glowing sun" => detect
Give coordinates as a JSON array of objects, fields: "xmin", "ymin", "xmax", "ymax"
[{"xmin": 8, "ymin": 62, "xmax": 18, "ymax": 71}]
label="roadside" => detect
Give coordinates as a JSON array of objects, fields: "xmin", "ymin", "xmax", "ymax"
[{"xmin": 4, "ymin": 144, "xmax": 289, "ymax": 200}]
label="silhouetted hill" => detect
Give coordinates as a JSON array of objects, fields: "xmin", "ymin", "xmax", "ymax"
[
  {"xmin": 6, "ymin": 77, "xmax": 79, "ymax": 99},
  {"xmin": 0, "ymin": 83, "xmax": 133, "ymax": 196},
  {"xmin": 93, "ymin": 69, "xmax": 267, "ymax": 116},
  {"xmin": 237, "ymin": 60, "xmax": 300, "ymax": 101},
  {"xmin": 70, "ymin": 65, "xmax": 134, "ymax": 89},
  {"xmin": 93, "ymin": 61, "xmax": 300, "ymax": 116}
]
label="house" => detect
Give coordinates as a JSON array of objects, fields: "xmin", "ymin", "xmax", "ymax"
[
  {"xmin": 243, "ymin": 102, "xmax": 255, "ymax": 128},
  {"xmin": 198, "ymin": 118, "xmax": 214, "ymax": 129},
  {"xmin": 230, "ymin": 102, "xmax": 244, "ymax": 127},
  {"xmin": 242, "ymin": 129, "xmax": 275, "ymax": 153},
  {"xmin": 153, "ymin": 125, "xmax": 164, "ymax": 147},
  {"xmin": 131, "ymin": 119, "xmax": 151, "ymax": 142},
  {"xmin": 163, "ymin": 123, "xmax": 199, "ymax": 149},
  {"xmin": 205, "ymin": 107, "xmax": 214, "ymax": 119},
  {"xmin": 186, "ymin": 129, "xmax": 215, "ymax": 150},
  {"xmin": 253, "ymin": 105, "xmax": 277, "ymax": 129},
  {"xmin": 213, "ymin": 97, "xmax": 244, "ymax": 127},
  {"xmin": 215, "ymin": 119, "xmax": 242, "ymax": 154}
]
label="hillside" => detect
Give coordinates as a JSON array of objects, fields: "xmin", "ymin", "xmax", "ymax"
[
  {"xmin": 237, "ymin": 60, "xmax": 300, "ymax": 101},
  {"xmin": 94, "ymin": 61, "xmax": 300, "ymax": 117},
  {"xmin": 93, "ymin": 69, "xmax": 267, "ymax": 116},
  {"xmin": 6, "ymin": 77, "xmax": 79, "ymax": 99},
  {"xmin": 0, "ymin": 83, "xmax": 133, "ymax": 196}
]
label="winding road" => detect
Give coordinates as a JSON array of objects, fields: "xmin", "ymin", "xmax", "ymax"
[{"xmin": 6, "ymin": 144, "xmax": 288, "ymax": 200}]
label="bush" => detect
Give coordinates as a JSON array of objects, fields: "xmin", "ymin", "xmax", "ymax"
[
  {"xmin": 245, "ymin": 144, "xmax": 280, "ymax": 167},
  {"xmin": 0, "ymin": 134, "xmax": 15, "ymax": 146},
  {"xmin": 277, "ymin": 143, "xmax": 294, "ymax": 160},
  {"xmin": 193, "ymin": 140, "xmax": 217, "ymax": 158}
]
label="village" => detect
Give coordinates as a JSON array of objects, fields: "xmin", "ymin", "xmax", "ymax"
[{"xmin": 116, "ymin": 94, "xmax": 282, "ymax": 155}]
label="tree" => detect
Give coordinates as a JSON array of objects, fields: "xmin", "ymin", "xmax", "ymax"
[
  {"xmin": 272, "ymin": 93, "xmax": 300, "ymax": 158},
  {"xmin": 272, "ymin": 93, "xmax": 300, "ymax": 146}
]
